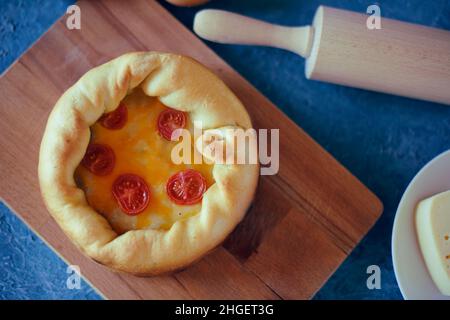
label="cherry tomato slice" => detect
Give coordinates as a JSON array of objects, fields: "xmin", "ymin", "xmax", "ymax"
[
  {"xmin": 166, "ymin": 169, "xmax": 206, "ymax": 205},
  {"xmin": 99, "ymin": 103, "xmax": 128, "ymax": 130},
  {"xmin": 157, "ymin": 108, "xmax": 186, "ymax": 141},
  {"xmin": 112, "ymin": 174, "xmax": 150, "ymax": 215},
  {"xmin": 81, "ymin": 143, "xmax": 115, "ymax": 176}
]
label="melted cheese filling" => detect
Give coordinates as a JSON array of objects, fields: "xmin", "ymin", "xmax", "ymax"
[{"xmin": 75, "ymin": 89, "xmax": 214, "ymax": 234}]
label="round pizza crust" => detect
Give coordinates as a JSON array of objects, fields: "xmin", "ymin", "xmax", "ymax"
[{"xmin": 38, "ymin": 52, "xmax": 259, "ymax": 275}]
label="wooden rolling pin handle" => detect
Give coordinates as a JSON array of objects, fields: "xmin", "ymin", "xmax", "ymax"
[{"xmin": 194, "ymin": 9, "xmax": 313, "ymax": 58}]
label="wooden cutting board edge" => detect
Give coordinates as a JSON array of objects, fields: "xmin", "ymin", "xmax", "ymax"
[{"xmin": 0, "ymin": 15, "xmax": 113, "ymax": 295}]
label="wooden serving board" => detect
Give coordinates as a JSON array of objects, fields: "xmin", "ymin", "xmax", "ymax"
[{"xmin": 0, "ymin": 0, "xmax": 383, "ymax": 299}]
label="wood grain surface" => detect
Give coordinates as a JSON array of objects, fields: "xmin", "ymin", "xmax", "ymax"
[{"xmin": 0, "ymin": 0, "xmax": 383, "ymax": 299}]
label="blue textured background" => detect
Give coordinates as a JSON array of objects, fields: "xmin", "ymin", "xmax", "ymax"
[{"xmin": 1, "ymin": 0, "xmax": 449, "ymax": 300}]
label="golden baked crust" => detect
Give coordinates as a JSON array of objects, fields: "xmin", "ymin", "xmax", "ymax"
[{"xmin": 38, "ymin": 52, "xmax": 259, "ymax": 275}]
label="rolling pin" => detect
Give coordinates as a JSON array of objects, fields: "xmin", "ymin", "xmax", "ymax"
[{"xmin": 194, "ymin": 6, "xmax": 450, "ymax": 105}]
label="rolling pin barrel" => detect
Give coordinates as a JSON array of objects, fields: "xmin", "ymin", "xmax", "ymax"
[{"xmin": 307, "ymin": 6, "xmax": 450, "ymax": 105}]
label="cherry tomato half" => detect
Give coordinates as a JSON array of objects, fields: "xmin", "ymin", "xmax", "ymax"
[
  {"xmin": 81, "ymin": 143, "xmax": 115, "ymax": 176},
  {"xmin": 99, "ymin": 103, "xmax": 128, "ymax": 130},
  {"xmin": 166, "ymin": 169, "xmax": 206, "ymax": 205},
  {"xmin": 112, "ymin": 174, "xmax": 150, "ymax": 215},
  {"xmin": 157, "ymin": 108, "xmax": 186, "ymax": 141}
]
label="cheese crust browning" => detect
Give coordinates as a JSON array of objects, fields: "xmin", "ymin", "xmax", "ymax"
[{"xmin": 38, "ymin": 52, "xmax": 259, "ymax": 275}]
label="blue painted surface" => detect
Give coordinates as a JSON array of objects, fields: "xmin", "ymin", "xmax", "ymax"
[
  {"xmin": 0, "ymin": 0, "xmax": 449, "ymax": 299},
  {"xmin": 0, "ymin": 203, "xmax": 100, "ymax": 299}
]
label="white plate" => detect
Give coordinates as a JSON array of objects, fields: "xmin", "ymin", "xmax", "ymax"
[{"xmin": 392, "ymin": 150, "xmax": 450, "ymax": 300}]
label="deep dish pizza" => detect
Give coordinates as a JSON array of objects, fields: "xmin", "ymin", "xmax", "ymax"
[{"xmin": 38, "ymin": 52, "xmax": 259, "ymax": 275}]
